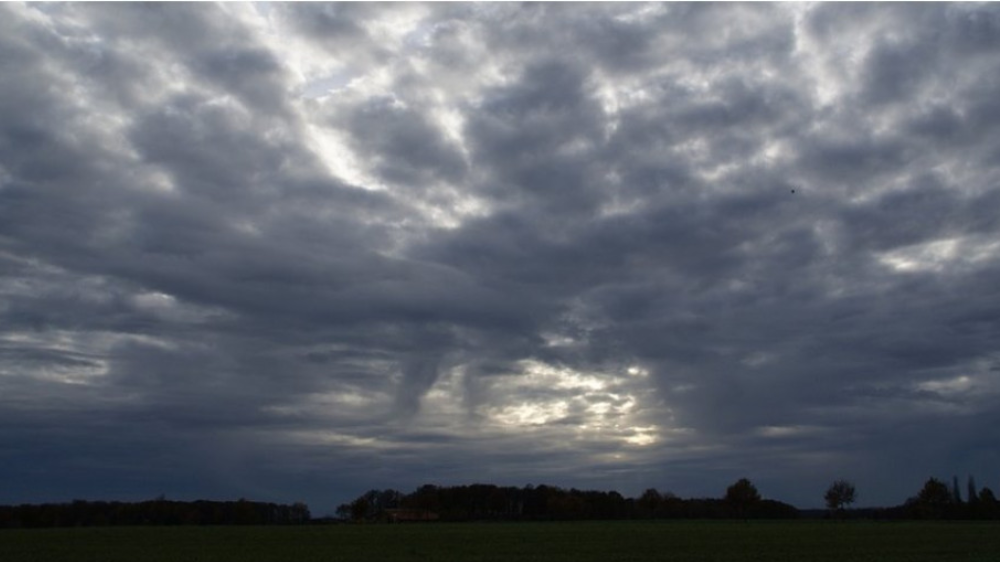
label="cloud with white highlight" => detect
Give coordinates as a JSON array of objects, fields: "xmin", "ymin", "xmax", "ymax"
[{"xmin": 2, "ymin": 3, "xmax": 1000, "ymax": 513}]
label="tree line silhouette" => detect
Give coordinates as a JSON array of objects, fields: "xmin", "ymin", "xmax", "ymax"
[
  {"xmin": 336, "ymin": 475, "xmax": 1000, "ymax": 523},
  {"xmin": 3, "ymin": 475, "xmax": 998, "ymax": 528},
  {"xmin": 335, "ymin": 479, "xmax": 798, "ymax": 523},
  {"xmin": 0, "ymin": 497, "xmax": 310, "ymax": 528},
  {"xmin": 869, "ymin": 476, "xmax": 1000, "ymax": 521}
]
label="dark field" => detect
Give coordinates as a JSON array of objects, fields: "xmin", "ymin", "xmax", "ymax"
[{"xmin": 2, "ymin": 521, "xmax": 999, "ymax": 562}]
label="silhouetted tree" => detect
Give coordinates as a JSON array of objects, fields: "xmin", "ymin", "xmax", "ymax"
[
  {"xmin": 349, "ymin": 497, "xmax": 370, "ymax": 522},
  {"xmin": 638, "ymin": 488, "xmax": 662, "ymax": 518},
  {"xmin": 908, "ymin": 477, "xmax": 953, "ymax": 519},
  {"xmin": 919, "ymin": 478, "xmax": 952, "ymax": 505},
  {"xmin": 977, "ymin": 487, "xmax": 999, "ymax": 519},
  {"xmin": 952, "ymin": 476, "xmax": 963, "ymax": 504},
  {"xmin": 967, "ymin": 476, "xmax": 978, "ymax": 506},
  {"xmin": 290, "ymin": 502, "xmax": 311, "ymax": 523},
  {"xmin": 725, "ymin": 478, "xmax": 761, "ymax": 520},
  {"xmin": 335, "ymin": 503, "xmax": 352, "ymax": 520},
  {"xmin": 824, "ymin": 479, "xmax": 857, "ymax": 515}
]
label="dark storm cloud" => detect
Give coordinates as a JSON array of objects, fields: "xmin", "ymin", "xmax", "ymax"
[
  {"xmin": 2, "ymin": 3, "xmax": 1000, "ymax": 513},
  {"xmin": 464, "ymin": 59, "xmax": 607, "ymax": 213},
  {"xmin": 339, "ymin": 97, "xmax": 468, "ymax": 187},
  {"xmin": 276, "ymin": 2, "xmax": 389, "ymax": 65},
  {"xmin": 82, "ymin": 3, "xmax": 295, "ymax": 116}
]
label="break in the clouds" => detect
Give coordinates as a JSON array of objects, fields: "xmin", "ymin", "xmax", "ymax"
[{"xmin": 2, "ymin": 3, "xmax": 1000, "ymax": 512}]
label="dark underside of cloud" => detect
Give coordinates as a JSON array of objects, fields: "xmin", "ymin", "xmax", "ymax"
[{"xmin": 2, "ymin": 3, "xmax": 1000, "ymax": 512}]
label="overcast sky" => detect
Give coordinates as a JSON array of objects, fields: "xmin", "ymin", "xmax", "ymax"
[{"xmin": 2, "ymin": 2, "xmax": 1000, "ymax": 513}]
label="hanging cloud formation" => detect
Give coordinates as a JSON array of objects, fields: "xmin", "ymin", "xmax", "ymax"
[{"xmin": 2, "ymin": 3, "xmax": 1000, "ymax": 512}]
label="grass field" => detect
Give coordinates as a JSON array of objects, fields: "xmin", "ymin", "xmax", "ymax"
[{"xmin": 2, "ymin": 521, "xmax": 999, "ymax": 562}]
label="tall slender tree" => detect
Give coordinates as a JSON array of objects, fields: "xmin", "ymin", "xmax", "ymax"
[
  {"xmin": 952, "ymin": 476, "xmax": 963, "ymax": 503},
  {"xmin": 968, "ymin": 476, "xmax": 978, "ymax": 505}
]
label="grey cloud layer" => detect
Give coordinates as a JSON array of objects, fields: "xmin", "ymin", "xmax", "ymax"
[{"xmin": 2, "ymin": 3, "xmax": 1000, "ymax": 511}]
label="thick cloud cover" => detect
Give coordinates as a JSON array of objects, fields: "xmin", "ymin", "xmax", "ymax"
[{"xmin": 2, "ymin": 3, "xmax": 1000, "ymax": 512}]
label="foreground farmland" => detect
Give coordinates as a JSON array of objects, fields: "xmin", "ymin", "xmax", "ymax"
[{"xmin": 2, "ymin": 520, "xmax": 999, "ymax": 562}]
